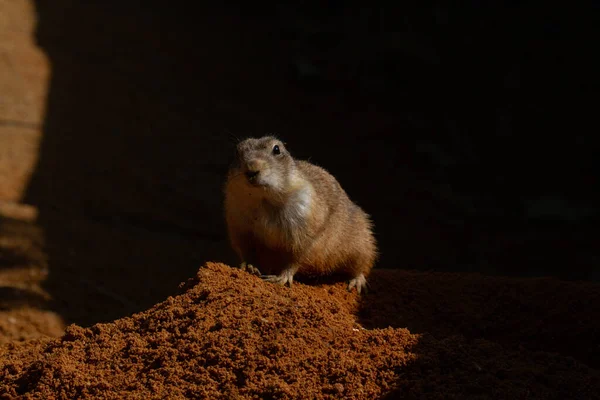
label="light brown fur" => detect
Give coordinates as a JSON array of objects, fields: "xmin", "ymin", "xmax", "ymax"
[{"xmin": 224, "ymin": 136, "xmax": 377, "ymax": 294}]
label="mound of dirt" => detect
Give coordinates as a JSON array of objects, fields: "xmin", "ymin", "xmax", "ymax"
[{"xmin": 1, "ymin": 263, "xmax": 599, "ymax": 399}]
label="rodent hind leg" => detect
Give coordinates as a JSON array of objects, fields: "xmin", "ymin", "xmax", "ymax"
[
  {"xmin": 347, "ymin": 273, "xmax": 369, "ymax": 295},
  {"xmin": 261, "ymin": 265, "xmax": 299, "ymax": 288}
]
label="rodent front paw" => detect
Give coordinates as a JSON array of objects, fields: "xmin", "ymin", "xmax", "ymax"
[{"xmin": 239, "ymin": 262, "xmax": 262, "ymax": 276}]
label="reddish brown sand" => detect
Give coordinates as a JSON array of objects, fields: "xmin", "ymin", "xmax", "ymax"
[{"xmin": 1, "ymin": 263, "xmax": 599, "ymax": 399}]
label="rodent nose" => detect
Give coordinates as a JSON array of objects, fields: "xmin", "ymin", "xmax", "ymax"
[{"xmin": 245, "ymin": 159, "xmax": 266, "ymax": 181}]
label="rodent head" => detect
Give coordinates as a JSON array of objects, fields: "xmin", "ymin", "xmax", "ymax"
[{"xmin": 229, "ymin": 136, "xmax": 298, "ymax": 196}]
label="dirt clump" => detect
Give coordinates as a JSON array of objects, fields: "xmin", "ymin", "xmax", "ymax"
[{"xmin": 1, "ymin": 263, "xmax": 599, "ymax": 399}]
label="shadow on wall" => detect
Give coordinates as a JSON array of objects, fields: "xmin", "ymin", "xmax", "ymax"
[
  {"xmin": 21, "ymin": 0, "xmax": 600, "ymax": 328},
  {"xmin": 21, "ymin": 1, "xmax": 454, "ymax": 327}
]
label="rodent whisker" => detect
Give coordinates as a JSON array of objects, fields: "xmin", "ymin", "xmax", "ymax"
[{"xmin": 224, "ymin": 128, "xmax": 241, "ymax": 144}]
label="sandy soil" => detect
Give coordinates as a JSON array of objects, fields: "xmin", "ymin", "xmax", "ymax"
[
  {"xmin": 2, "ymin": 263, "xmax": 600, "ymax": 399},
  {"xmin": 0, "ymin": 1, "xmax": 599, "ymax": 398}
]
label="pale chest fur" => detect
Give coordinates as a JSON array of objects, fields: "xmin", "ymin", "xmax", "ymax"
[
  {"xmin": 226, "ymin": 169, "xmax": 317, "ymax": 250},
  {"xmin": 253, "ymin": 185, "xmax": 313, "ymax": 249}
]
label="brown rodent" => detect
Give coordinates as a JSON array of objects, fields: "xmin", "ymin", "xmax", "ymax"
[{"xmin": 224, "ymin": 136, "xmax": 378, "ymax": 294}]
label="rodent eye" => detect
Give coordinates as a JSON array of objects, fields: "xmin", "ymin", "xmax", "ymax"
[{"xmin": 272, "ymin": 145, "xmax": 281, "ymax": 155}]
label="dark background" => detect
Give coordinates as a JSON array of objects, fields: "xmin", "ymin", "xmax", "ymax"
[{"xmin": 20, "ymin": 1, "xmax": 599, "ymax": 326}]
